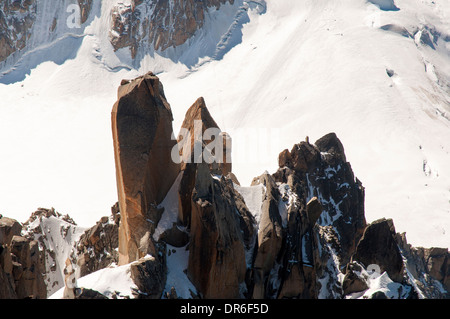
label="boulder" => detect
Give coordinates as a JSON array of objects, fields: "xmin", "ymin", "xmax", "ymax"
[
  {"xmin": 130, "ymin": 251, "xmax": 167, "ymax": 299},
  {"xmin": 112, "ymin": 72, "xmax": 180, "ymax": 264},
  {"xmin": 306, "ymin": 197, "xmax": 323, "ymax": 228},
  {"xmin": 342, "ymin": 262, "xmax": 369, "ymax": 295}
]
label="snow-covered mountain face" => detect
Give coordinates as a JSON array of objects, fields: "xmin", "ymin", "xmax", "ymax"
[{"xmin": 0, "ymin": 0, "xmax": 449, "ymax": 255}]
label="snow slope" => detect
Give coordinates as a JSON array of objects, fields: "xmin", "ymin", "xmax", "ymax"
[{"xmin": 0, "ymin": 0, "xmax": 449, "ymax": 251}]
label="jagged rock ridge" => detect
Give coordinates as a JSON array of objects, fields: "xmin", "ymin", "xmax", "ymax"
[
  {"xmin": 110, "ymin": 0, "xmax": 234, "ymax": 57},
  {"xmin": 0, "ymin": 72, "xmax": 449, "ymax": 299}
]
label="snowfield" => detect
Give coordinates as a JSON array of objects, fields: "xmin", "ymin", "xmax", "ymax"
[{"xmin": 0, "ymin": 0, "xmax": 449, "ymax": 252}]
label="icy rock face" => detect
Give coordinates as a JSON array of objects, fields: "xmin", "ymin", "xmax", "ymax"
[
  {"xmin": 0, "ymin": 0, "xmax": 37, "ymax": 63},
  {"xmin": 396, "ymin": 233, "xmax": 450, "ymax": 298},
  {"xmin": 0, "ymin": 0, "xmax": 93, "ymax": 64},
  {"xmin": 68, "ymin": 212, "xmax": 120, "ymax": 279},
  {"xmin": 245, "ymin": 134, "xmax": 366, "ymax": 299},
  {"xmin": 21, "ymin": 208, "xmax": 86, "ymax": 297},
  {"xmin": 274, "ymin": 133, "xmax": 367, "ymax": 268},
  {"xmin": 109, "ymin": 0, "xmax": 234, "ymax": 57}
]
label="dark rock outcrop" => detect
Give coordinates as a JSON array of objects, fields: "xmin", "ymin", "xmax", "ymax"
[
  {"xmin": 396, "ymin": 232, "xmax": 449, "ymax": 298},
  {"xmin": 70, "ymin": 214, "xmax": 119, "ymax": 278},
  {"xmin": 351, "ymin": 218, "xmax": 404, "ymax": 283},
  {"xmin": 274, "ymin": 133, "xmax": 366, "ymax": 267},
  {"xmin": 130, "ymin": 250, "xmax": 167, "ymax": 299}
]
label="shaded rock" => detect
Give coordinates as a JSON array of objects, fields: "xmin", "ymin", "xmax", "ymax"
[
  {"xmin": 0, "ymin": 216, "xmax": 22, "ymax": 246},
  {"xmin": 112, "ymin": 72, "xmax": 180, "ymax": 264},
  {"xmin": 394, "ymin": 233, "xmax": 449, "ymax": 298},
  {"xmin": 288, "ymin": 140, "xmax": 321, "ymax": 173},
  {"xmin": 74, "ymin": 287, "xmax": 108, "ymax": 300},
  {"xmin": 187, "ymin": 162, "xmax": 247, "ymax": 299},
  {"xmin": 370, "ymin": 291, "xmax": 388, "ymax": 299},
  {"xmin": 315, "ymin": 132, "xmax": 347, "ymax": 164},
  {"xmin": 351, "ymin": 218, "xmax": 404, "ymax": 283},
  {"xmin": 158, "ymin": 223, "xmax": 189, "ymax": 248},
  {"xmin": 422, "ymin": 247, "xmax": 449, "ymax": 292},
  {"xmin": 342, "ymin": 262, "xmax": 369, "ymax": 295},
  {"xmin": 165, "ymin": 286, "xmax": 179, "ymax": 299},
  {"xmin": 71, "ymin": 215, "xmax": 119, "ymax": 277},
  {"xmin": 0, "ymin": 243, "xmax": 16, "ymax": 298},
  {"xmin": 251, "ymin": 172, "xmax": 284, "ymax": 299},
  {"xmin": 5, "ymin": 235, "xmax": 47, "ymax": 299},
  {"xmin": 270, "ymin": 133, "xmax": 366, "ymax": 299},
  {"xmin": 130, "ymin": 250, "xmax": 167, "ymax": 299},
  {"xmin": 306, "ymin": 197, "xmax": 323, "ymax": 228},
  {"xmin": 278, "ymin": 149, "xmax": 292, "ymax": 168}
]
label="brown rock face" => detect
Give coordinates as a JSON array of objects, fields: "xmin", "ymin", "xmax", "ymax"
[
  {"xmin": 351, "ymin": 218, "xmax": 404, "ymax": 283},
  {"xmin": 0, "ymin": 0, "xmax": 36, "ymax": 63},
  {"xmin": 176, "ymin": 97, "xmax": 232, "ymax": 227},
  {"xmin": 71, "ymin": 215, "xmax": 119, "ymax": 278},
  {"xmin": 187, "ymin": 162, "xmax": 247, "ymax": 299},
  {"xmin": 112, "ymin": 72, "xmax": 180, "ymax": 265},
  {"xmin": 342, "ymin": 262, "xmax": 369, "ymax": 295},
  {"xmin": 0, "ymin": 0, "xmax": 94, "ymax": 64},
  {"xmin": 110, "ymin": 0, "xmax": 234, "ymax": 57},
  {"xmin": 0, "ymin": 217, "xmax": 22, "ymax": 246},
  {"xmin": 423, "ymin": 247, "xmax": 449, "ymax": 291},
  {"xmin": 130, "ymin": 252, "xmax": 167, "ymax": 299},
  {"xmin": 77, "ymin": 0, "xmax": 93, "ymax": 24},
  {"xmin": 0, "ymin": 216, "xmax": 46, "ymax": 299},
  {"xmin": 251, "ymin": 172, "xmax": 284, "ymax": 299}
]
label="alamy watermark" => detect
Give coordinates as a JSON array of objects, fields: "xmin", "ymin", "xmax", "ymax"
[
  {"xmin": 66, "ymin": 3, "xmax": 82, "ymax": 29},
  {"xmin": 170, "ymin": 121, "xmax": 283, "ymax": 167}
]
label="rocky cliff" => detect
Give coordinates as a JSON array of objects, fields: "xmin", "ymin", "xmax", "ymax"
[
  {"xmin": 0, "ymin": 0, "xmax": 248, "ymax": 66},
  {"xmin": 110, "ymin": 0, "xmax": 234, "ymax": 58},
  {"xmin": 0, "ymin": 72, "xmax": 449, "ymax": 299},
  {"xmin": 0, "ymin": 0, "xmax": 94, "ymax": 64},
  {"xmin": 106, "ymin": 72, "xmax": 448, "ymax": 299}
]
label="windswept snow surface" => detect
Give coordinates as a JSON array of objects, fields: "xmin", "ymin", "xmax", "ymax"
[{"xmin": 0, "ymin": 0, "xmax": 449, "ymax": 251}]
